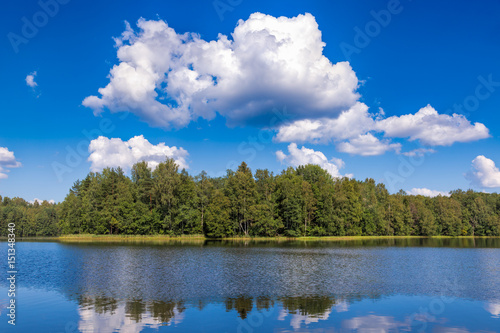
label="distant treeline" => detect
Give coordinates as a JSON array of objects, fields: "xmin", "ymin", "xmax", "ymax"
[
  {"xmin": 79, "ymin": 294, "xmax": 346, "ymax": 322},
  {"xmin": 1, "ymin": 159, "xmax": 499, "ymax": 237}
]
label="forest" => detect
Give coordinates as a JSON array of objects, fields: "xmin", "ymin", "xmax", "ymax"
[{"xmin": 1, "ymin": 159, "xmax": 499, "ymax": 238}]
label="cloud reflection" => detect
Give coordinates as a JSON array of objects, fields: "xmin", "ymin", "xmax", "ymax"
[
  {"xmin": 77, "ymin": 299, "xmax": 184, "ymax": 333},
  {"xmin": 342, "ymin": 314, "xmax": 409, "ymax": 332},
  {"xmin": 484, "ymin": 301, "xmax": 500, "ymax": 318}
]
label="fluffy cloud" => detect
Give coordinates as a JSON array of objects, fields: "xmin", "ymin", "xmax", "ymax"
[
  {"xmin": 408, "ymin": 188, "xmax": 450, "ymax": 197},
  {"xmin": 83, "ymin": 13, "xmax": 360, "ymax": 128},
  {"xmin": 466, "ymin": 155, "xmax": 500, "ymax": 188},
  {"xmin": 342, "ymin": 315, "xmax": 408, "ymax": 331},
  {"xmin": 83, "ymin": 13, "xmax": 490, "ymax": 159},
  {"xmin": 289, "ymin": 310, "xmax": 330, "ymax": 330},
  {"xmin": 88, "ymin": 135, "xmax": 188, "ymax": 172},
  {"xmin": 484, "ymin": 302, "xmax": 500, "ymax": 318},
  {"xmin": 29, "ymin": 198, "xmax": 56, "ymax": 205},
  {"xmin": 0, "ymin": 147, "xmax": 22, "ymax": 179},
  {"xmin": 376, "ymin": 105, "xmax": 490, "ymax": 146},
  {"xmin": 276, "ymin": 143, "xmax": 349, "ymax": 178},
  {"xmin": 401, "ymin": 148, "xmax": 436, "ymax": 157},
  {"xmin": 277, "ymin": 305, "xmax": 331, "ymax": 330},
  {"xmin": 78, "ymin": 302, "xmax": 184, "ymax": 332},
  {"xmin": 274, "ymin": 102, "xmax": 375, "ymax": 143},
  {"xmin": 336, "ymin": 133, "xmax": 401, "ymax": 156},
  {"xmin": 275, "ymin": 104, "xmax": 489, "ymax": 155},
  {"xmin": 25, "ymin": 71, "xmax": 37, "ymax": 88}
]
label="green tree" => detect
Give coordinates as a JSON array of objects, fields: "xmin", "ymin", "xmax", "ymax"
[
  {"xmin": 332, "ymin": 179, "xmax": 363, "ymax": 236},
  {"xmin": 434, "ymin": 196, "xmax": 462, "ymax": 236},
  {"xmin": 152, "ymin": 158, "xmax": 180, "ymax": 233},
  {"xmin": 301, "ymin": 180, "xmax": 316, "ymax": 236},
  {"xmin": 227, "ymin": 162, "xmax": 257, "ymax": 235},
  {"xmin": 409, "ymin": 196, "xmax": 437, "ymax": 236},
  {"xmin": 195, "ymin": 171, "xmax": 212, "ymax": 232},
  {"xmin": 252, "ymin": 169, "xmax": 282, "ymax": 236},
  {"xmin": 131, "ymin": 161, "xmax": 154, "ymax": 210},
  {"xmin": 275, "ymin": 168, "xmax": 304, "ymax": 237},
  {"xmin": 174, "ymin": 169, "xmax": 200, "ymax": 234},
  {"xmin": 204, "ymin": 189, "xmax": 233, "ymax": 238}
]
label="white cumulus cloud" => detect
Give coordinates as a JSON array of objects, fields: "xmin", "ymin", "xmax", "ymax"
[
  {"xmin": 276, "ymin": 143, "xmax": 349, "ymax": 178},
  {"xmin": 484, "ymin": 301, "xmax": 500, "ymax": 318},
  {"xmin": 78, "ymin": 302, "xmax": 184, "ymax": 333},
  {"xmin": 342, "ymin": 315, "xmax": 409, "ymax": 331},
  {"xmin": 274, "ymin": 102, "xmax": 374, "ymax": 143},
  {"xmin": 88, "ymin": 135, "xmax": 188, "ymax": 172},
  {"xmin": 401, "ymin": 148, "xmax": 436, "ymax": 157},
  {"xmin": 376, "ymin": 105, "xmax": 490, "ymax": 146},
  {"xmin": 83, "ymin": 13, "xmax": 360, "ymax": 128},
  {"xmin": 0, "ymin": 147, "xmax": 22, "ymax": 179},
  {"xmin": 408, "ymin": 188, "xmax": 450, "ymax": 197},
  {"xmin": 275, "ymin": 104, "xmax": 488, "ymax": 156},
  {"xmin": 336, "ymin": 133, "xmax": 401, "ymax": 156},
  {"xmin": 25, "ymin": 71, "xmax": 37, "ymax": 88},
  {"xmin": 466, "ymin": 155, "xmax": 500, "ymax": 188},
  {"xmin": 29, "ymin": 198, "xmax": 56, "ymax": 205}
]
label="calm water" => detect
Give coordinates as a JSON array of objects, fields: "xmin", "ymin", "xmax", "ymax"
[{"xmin": 1, "ymin": 238, "xmax": 500, "ymax": 332}]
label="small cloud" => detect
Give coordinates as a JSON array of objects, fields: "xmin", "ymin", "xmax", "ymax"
[
  {"xmin": 484, "ymin": 301, "xmax": 500, "ymax": 318},
  {"xmin": 275, "ymin": 102, "xmax": 375, "ymax": 144},
  {"xmin": 376, "ymin": 107, "xmax": 385, "ymax": 118},
  {"xmin": 26, "ymin": 71, "xmax": 38, "ymax": 88},
  {"xmin": 276, "ymin": 143, "xmax": 349, "ymax": 178},
  {"xmin": 342, "ymin": 315, "xmax": 408, "ymax": 331},
  {"xmin": 0, "ymin": 147, "xmax": 22, "ymax": 179},
  {"xmin": 335, "ymin": 301, "xmax": 349, "ymax": 313},
  {"xmin": 401, "ymin": 148, "xmax": 436, "ymax": 157},
  {"xmin": 88, "ymin": 135, "xmax": 189, "ymax": 172},
  {"xmin": 375, "ymin": 105, "xmax": 490, "ymax": 146},
  {"xmin": 408, "ymin": 188, "xmax": 450, "ymax": 197},
  {"xmin": 330, "ymin": 157, "xmax": 345, "ymax": 169},
  {"xmin": 337, "ymin": 133, "xmax": 401, "ymax": 156},
  {"xmin": 466, "ymin": 155, "xmax": 500, "ymax": 188},
  {"xmin": 29, "ymin": 198, "xmax": 56, "ymax": 205}
]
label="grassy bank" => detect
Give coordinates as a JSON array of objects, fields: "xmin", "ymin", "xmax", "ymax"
[
  {"xmin": 59, "ymin": 234, "xmax": 423, "ymax": 241},
  {"xmin": 1, "ymin": 234, "xmax": 497, "ymax": 244},
  {"xmin": 52, "ymin": 234, "xmax": 500, "ymax": 243},
  {"xmin": 57, "ymin": 234, "xmax": 206, "ymax": 243}
]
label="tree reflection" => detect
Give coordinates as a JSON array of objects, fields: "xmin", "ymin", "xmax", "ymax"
[
  {"xmin": 79, "ymin": 295, "xmax": 118, "ymax": 315},
  {"xmin": 126, "ymin": 299, "xmax": 146, "ymax": 323},
  {"xmin": 76, "ymin": 294, "xmax": 384, "ymax": 327},
  {"xmin": 148, "ymin": 300, "xmax": 186, "ymax": 323},
  {"xmin": 225, "ymin": 296, "xmax": 253, "ymax": 319},
  {"xmin": 280, "ymin": 296, "xmax": 337, "ymax": 317},
  {"xmin": 255, "ymin": 296, "xmax": 275, "ymax": 311},
  {"xmin": 78, "ymin": 295, "xmax": 186, "ymax": 326}
]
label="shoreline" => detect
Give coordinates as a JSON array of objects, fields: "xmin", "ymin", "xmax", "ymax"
[{"xmin": 2, "ymin": 234, "xmax": 499, "ymax": 243}]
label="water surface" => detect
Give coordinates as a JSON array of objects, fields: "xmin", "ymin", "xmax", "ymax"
[{"xmin": 1, "ymin": 238, "xmax": 499, "ymax": 332}]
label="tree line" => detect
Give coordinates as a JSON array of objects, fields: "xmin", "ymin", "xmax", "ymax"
[
  {"xmin": 1, "ymin": 159, "xmax": 499, "ymax": 237},
  {"xmin": 79, "ymin": 294, "xmax": 342, "ymax": 322}
]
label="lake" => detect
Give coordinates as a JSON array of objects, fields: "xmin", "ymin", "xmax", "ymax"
[{"xmin": 1, "ymin": 238, "xmax": 499, "ymax": 332}]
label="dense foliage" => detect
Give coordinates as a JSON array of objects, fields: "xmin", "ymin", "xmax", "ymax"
[
  {"xmin": 78, "ymin": 294, "xmax": 347, "ymax": 321},
  {"xmin": 1, "ymin": 159, "xmax": 500, "ymax": 237},
  {"xmin": 0, "ymin": 196, "xmax": 58, "ymax": 237}
]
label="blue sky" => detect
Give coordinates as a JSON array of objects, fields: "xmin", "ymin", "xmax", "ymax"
[{"xmin": 1, "ymin": 0, "xmax": 500, "ymax": 203}]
